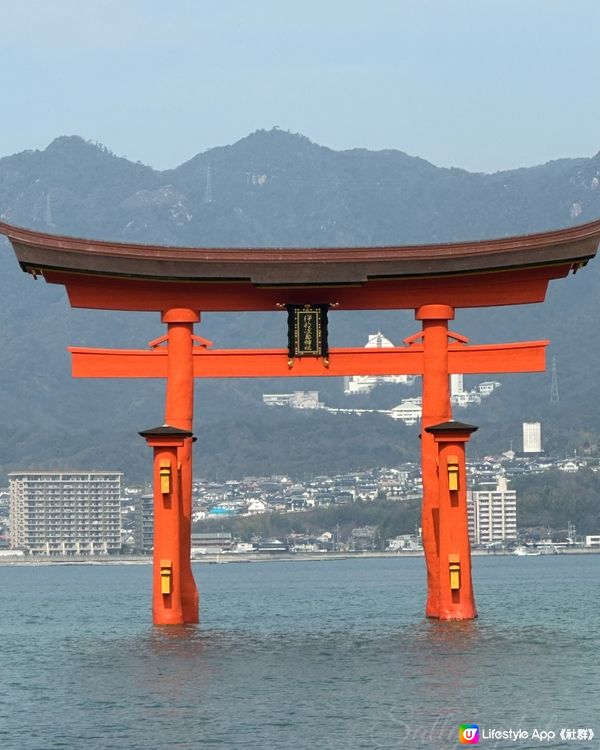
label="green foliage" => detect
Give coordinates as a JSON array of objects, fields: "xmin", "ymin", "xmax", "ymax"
[
  {"xmin": 513, "ymin": 470, "xmax": 600, "ymax": 534},
  {"xmin": 196, "ymin": 410, "xmax": 417, "ymax": 479}
]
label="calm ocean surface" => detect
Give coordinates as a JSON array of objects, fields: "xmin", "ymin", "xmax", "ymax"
[{"xmin": 0, "ymin": 556, "xmax": 598, "ymax": 750}]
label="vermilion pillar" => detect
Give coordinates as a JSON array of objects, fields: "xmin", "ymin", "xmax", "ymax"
[
  {"xmin": 424, "ymin": 421, "xmax": 478, "ymax": 620},
  {"xmin": 162, "ymin": 308, "xmax": 200, "ymax": 624},
  {"xmin": 416, "ymin": 304, "xmax": 454, "ymax": 618},
  {"xmin": 139, "ymin": 425, "xmax": 193, "ymax": 625}
]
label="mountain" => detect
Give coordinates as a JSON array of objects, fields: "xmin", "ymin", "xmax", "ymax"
[{"xmin": 1, "ymin": 128, "xmax": 600, "ymax": 481}]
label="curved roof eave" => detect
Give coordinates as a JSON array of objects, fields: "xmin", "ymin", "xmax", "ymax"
[{"xmin": 1, "ymin": 219, "xmax": 599, "ymax": 285}]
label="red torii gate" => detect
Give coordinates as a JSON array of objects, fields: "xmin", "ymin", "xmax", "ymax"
[
  {"xmin": 71, "ymin": 330, "xmax": 546, "ymax": 624},
  {"xmin": 2, "ymin": 218, "xmax": 599, "ymax": 625}
]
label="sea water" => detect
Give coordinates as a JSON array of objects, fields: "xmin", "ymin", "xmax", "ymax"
[{"xmin": 0, "ymin": 555, "xmax": 598, "ymax": 750}]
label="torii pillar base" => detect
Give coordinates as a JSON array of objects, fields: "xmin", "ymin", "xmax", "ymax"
[
  {"xmin": 140, "ymin": 425, "xmax": 195, "ymax": 626},
  {"xmin": 424, "ymin": 420, "xmax": 478, "ymax": 620}
]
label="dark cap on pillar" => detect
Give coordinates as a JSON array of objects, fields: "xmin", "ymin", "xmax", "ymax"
[
  {"xmin": 139, "ymin": 425, "xmax": 194, "ymax": 448},
  {"xmin": 425, "ymin": 420, "xmax": 478, "ymax": 444},
  {"xmin": 139, "ymin": 425, "xmax": 194, "ymax": 439},
  {"xmin": 425, "ymin": 420, "xmax": 478, "ymax": 435}
]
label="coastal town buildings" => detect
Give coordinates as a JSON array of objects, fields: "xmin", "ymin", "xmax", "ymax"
[{"xmin": 3, "ymin": 447, "xmax": 597, "ymax": 557}]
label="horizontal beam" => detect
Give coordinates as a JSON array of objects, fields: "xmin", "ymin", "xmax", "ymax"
[
  {"xmin": 449, "ymin": 341, "xmax": 547, "ymax": 374},
  {"xmin": 69, "ymin": 341, "xmax": 548, "ymax": 379},
  {"xmin": 47, "ymin": 266, "xmax": 570, "ymax": 312}
]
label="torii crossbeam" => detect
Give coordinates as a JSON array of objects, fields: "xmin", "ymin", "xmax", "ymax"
[{"xmin": 2, "ymin": 217, "xmax": 599, "ymax": 625}]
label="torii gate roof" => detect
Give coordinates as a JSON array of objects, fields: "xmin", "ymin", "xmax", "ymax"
[{"xmin": 1, "ymin": 219, "xmax": 599, "ymax": 311}]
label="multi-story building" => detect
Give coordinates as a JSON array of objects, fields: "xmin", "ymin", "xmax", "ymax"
[
  {"xmin": 467, "ymin": 475, "xmax": 517, "ymax": 545},
  {"xmin": 450, "ymin": 374, "xmax": 464, "ymax": 397},
  {"xmin": 388, "ymin": 397, "xmax": 422, "ymax": 425},
  {"xmin": 133, "ymin": 492, "xmax": 153, "ymax": 553},
  {"xmin": 9, "ymin": 471, "xmax": 122, "ymax": 555},
  {"xmin": 523, "ymin": 421, "xmax": 542, "ymax": 453}
]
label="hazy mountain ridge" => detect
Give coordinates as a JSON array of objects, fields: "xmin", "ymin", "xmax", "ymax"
[
  {"xmin": 3, "ymin": 129, "xmax": 599, "ymax": 246},
  {"xmin": 0, "ymin": 129, "xmax": 599, "ymax": 481}
]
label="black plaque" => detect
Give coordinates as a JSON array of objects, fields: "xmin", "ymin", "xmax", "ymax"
[{"xmin": 286, "ymin": 304, "xmax": 329, "ymax": 361}]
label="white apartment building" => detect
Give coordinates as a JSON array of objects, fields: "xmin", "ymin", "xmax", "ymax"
[
  {"xmin": 450, "ymin": 374, "xmax": 464, "ymax": 397},
  {"xmin": 388, "ymin": 397, "xmax": 422, "ymax": 425},
  {"xmin": 467, "ymin": 475, "xmax": 517, "ymax": 545},
  {"xmin": 523, "ymin": 421, "xmax": 542, "ymax": 453},
  {"xmin": 9, "ymin": 471, "xmax": 123, "ymax": 555}
]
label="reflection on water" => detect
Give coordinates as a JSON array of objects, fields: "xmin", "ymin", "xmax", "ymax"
[{"xmin": 0, "ymin": 556, "xmax": 598, "ymax": 750}]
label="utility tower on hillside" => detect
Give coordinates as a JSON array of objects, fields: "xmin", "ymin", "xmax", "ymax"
[
  {"xmin": 204, "ymin": 165, "xmax": 213, "ymax": 205},
  {"xmin": 550, "ymin": 355, "xmax": 559, "ymax": 403}
]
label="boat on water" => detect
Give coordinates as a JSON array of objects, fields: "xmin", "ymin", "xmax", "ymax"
[{"xmin": 513, "ymin": 546, "xmax": 542, "ymax": 556}]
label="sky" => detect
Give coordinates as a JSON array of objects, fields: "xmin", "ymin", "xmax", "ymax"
[{"xmin": 2, "ymin": 0, "xmax": 600, "ymax": 173}]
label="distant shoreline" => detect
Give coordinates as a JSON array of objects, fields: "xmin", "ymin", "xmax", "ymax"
[{"xmin": 1, "ymin": 547, "xmax": 600, "ymax": 566}]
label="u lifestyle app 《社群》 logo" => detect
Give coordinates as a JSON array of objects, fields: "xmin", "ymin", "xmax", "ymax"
[{"xmin": 459, "ymin": 724, "xmax": 480, "ymax": 744}]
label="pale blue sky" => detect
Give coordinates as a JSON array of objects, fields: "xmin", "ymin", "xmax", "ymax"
[{"xmin": 2, "ymin": 0, "xmax": 599, "ymax": 172}]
